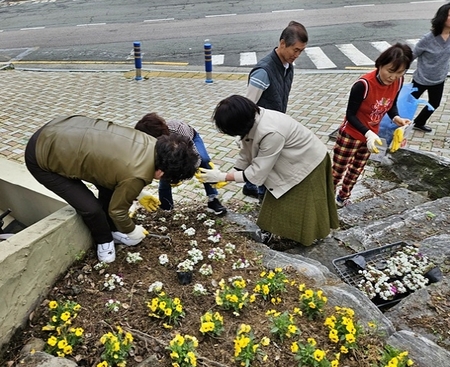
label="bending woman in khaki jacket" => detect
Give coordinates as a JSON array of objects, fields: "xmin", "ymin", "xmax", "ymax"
[
  {"xmin": 25, "ymin": 115, "xmax": 198, "ymax": 263},
  {"xmin": 198, "ymin": 95, "xmax": 339, "ymax": 247}
]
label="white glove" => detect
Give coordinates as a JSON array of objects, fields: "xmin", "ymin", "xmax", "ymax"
[
  {"xmin": 196, "ymin": 167, "xmax": 227, "ymax": 183},
  {"xmin": 364, "ymin": 130, "xmax": 382, "ymax": 154},
  {"xmin": 127, "ymin": 224, "xmax": 148, "ymax": 240},
  {"xmin": 128, "ymin": 201, "xmax": 140, "ymax": 218},
  {"xmin": 137, "ymin": 190, "xmax": 161, "ymax": 212}
]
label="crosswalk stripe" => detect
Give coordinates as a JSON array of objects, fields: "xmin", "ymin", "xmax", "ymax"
[
  {"xmin": 304, "ymin": 47, "xmax": 336, "ymax": 69},
  {"xmin": 212, "ymin": 54, "xmax": 224, "ymax": 65},
  {"xmin": 406, "ymin": 39, "xmax": 420, "ymax": 48},
  {"xmin": 240, "ymin": 52, "xmax": 257, "ymax": 66},
  {"xmin": 208, "ymin": 40, "xmax": 419, "ymax": 70},
  {"xmin": 371, "ymin": 41, "xmax": 391, "ymax": 53},
  {"xmin": 336, "ymin": 43, "xmax": 374, "ymax": 66}
]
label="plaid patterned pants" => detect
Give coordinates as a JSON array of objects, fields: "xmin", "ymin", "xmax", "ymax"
[{"xmin": 332, "ymin": 130, "xmax": 370, "ymax": 200}]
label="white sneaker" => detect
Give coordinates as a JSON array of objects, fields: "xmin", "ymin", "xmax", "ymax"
[
  {"xmin": 97, "ymin": 241, "xmax": 116, "ymax": 263},
  {"xmin": 112, "ymin": 231, "xmax": 142, "ymax": 246}
]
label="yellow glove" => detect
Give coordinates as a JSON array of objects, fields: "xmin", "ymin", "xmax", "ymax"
[
  {"xmin": 208, "ymin": 162, "xmax": 228, "ymax": 188},
  {"xmin": 137, "ymin": 190, "xmax": 161, "ymax": 212},
  {"xmin": 390, "ymin": 127, "xmax": 404, "ymax": 153},
  {"xmin": 194, "ymin": 169, "xmax": 202, "ymax": 180},
  {"xmin": 212, "ymin": 181, "xmax": 228, "ymax": 189}
]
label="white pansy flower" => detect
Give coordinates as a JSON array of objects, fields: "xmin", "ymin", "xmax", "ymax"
[
  {"xmin": 159, "ymin": 254, "xmax": 169, "ymax": 265},
  {"xmin": 148, "ymin": 281, "xmax": 164, "ymax": 293},
  {"xmin": 184, "ymin": 227, "xmax": 196, "ymax": 236}
]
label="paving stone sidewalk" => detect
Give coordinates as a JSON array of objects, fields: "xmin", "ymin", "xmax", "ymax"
[{"xmin": 1, "ymin": 66, "xmax": 449, "ymax": 207}]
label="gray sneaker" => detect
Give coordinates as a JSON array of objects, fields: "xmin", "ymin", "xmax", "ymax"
[{"xmin": 255, "ymin": 229, "xmax": 273, "ymax": 245}]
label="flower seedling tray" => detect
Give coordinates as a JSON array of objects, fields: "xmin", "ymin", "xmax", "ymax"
[{"xmin": 332, "ymin": 242, "xmax": 410, "ymax": 309}]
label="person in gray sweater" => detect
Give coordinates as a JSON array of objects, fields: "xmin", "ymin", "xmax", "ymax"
[{"xmin": 411, "ymin": 2, "xmax": 450, "ymax": 133}]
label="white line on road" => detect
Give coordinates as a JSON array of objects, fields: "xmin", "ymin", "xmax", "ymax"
[
  {"xmin": 205, "ymin": 14, "xmax": 237, "ymax": 18},
  {"xmin": 144, "ymin": 18, "xmax": 175, "ymax": 22},
  {"xmin": 344, "ymin": 4, "xmax": 375, "ymax": 7},
  {"xmin": 212, "ymin": 54, "xmax": 225, "ymax": 65},
  {"xmin": 8, "ymin": 47, "xmax": 39, "ymax": 62},
  {"xmin": 336, "ymin": 44, "xmax": 374, "ymax": 66},
  {"xmin": 20, "ymin": 27, "xmax": 45, "ymax": 30},
  {"xmin": 304, "ymin": 47, "xmax": 336, "ymax": 69},
  {"xmin": 240, "ymin": 52, "xmax": 257, "ymax": 66},
  {"xmin": 76, "ymin": 23, "xmax": 107, "ymax": 27},
  {"xmin": 371, "ymin": 41, "xmax": 391, "ymax": 53},
  {"xmin": 405, "ymin": 39, "xmax": 420, "ymax": 48},
  {"xmin": 272, "ymin": 9, "xmax": 304, "ymax": 13},
  {"xmin": 410, "ymin": 1, "xmax": 444, "ymax": 3}
]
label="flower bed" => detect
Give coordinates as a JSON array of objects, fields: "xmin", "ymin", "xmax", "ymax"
[{"xmin": 2, "ymin": 204, "xmax": 416, "ymax": 367}]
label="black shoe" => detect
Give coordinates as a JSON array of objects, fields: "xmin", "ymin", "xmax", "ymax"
[
  {"xmin": 413, "ymin": 124, "xmax": 432, "ymax": 133},
  {"xmin": 256, "ymin": 229, "xmax": 273, "ymax": 245},
  {"xmin": 207, "ymin": 198, "xmax": 227, "ymax": 216},
  {"xmin": 242, "ymin": 185, "xmax": 259, "ymax": 198},
  {"xmin": 258, "ymin": 193, "xmax": 265, "ymax": 204}
]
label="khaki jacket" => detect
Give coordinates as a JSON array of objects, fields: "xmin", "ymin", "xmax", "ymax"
[
  {"xmin": 36, "ymin": 115, "xmax": 157, "ymax": 233},
  {"xmin": 235, "ymin": 108, "xmax": 328, "ymax": 199}
]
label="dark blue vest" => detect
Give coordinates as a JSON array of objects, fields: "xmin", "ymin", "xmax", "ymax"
[{"xmin": 248, "ymin": 48, "xmax": 294, "ymax": 113}]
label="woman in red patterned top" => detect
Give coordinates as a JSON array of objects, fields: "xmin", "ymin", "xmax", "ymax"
[{"xmin": 332, "ymin": 43, "xmax": 413, "ymax": 207}]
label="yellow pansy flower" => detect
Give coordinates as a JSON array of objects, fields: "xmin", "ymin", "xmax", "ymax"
[
  {"xmin": 313, "ymin": 349, "xmax": 325, "ymax": 362},
  {"xmin": 49, "ymin": 301, "xmax": 58, "ymax": 309}
]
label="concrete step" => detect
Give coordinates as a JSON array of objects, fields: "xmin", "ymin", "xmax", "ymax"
[
  {"xmin": 284, "ymin": 178, "xmax": 437, "ymax": 273},
  {"xmin": 334, "ymin": 196, "xmax": 450, "ymax": 253},
  {"xmin": 338, "ymin": 187, "xmax": 430, "ymax": 228}
]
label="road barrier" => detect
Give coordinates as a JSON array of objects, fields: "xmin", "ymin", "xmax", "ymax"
[
  {"xmin": 204, "ymin": 41, "xmax": 213, "ymax": 83},
  {"xmin": 134, "ymin": 41, "xmax": 142, "ymax": 81}
]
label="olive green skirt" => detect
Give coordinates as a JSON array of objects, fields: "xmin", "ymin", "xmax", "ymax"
[{"xmin": 257, "ymin": 154, "xmax": 339, "ymax": 246}]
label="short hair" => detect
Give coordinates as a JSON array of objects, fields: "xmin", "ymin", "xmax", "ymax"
[
  {"xmin": 155, "ymin": 134, "xmax": 198, "ymax": 184},
  {"xmin": 212, "ymin": 95, "xmax": 260, "ymax": 138},
  {"xmin": 431, "ymin": 2, "xmax": 450, "ymax": 36},
  {"xmin": 280, "ymin": 21, "xmax": 308, "ymax": 46},
  {"xmin": 375, "ymin": 43, "xmax": 413, "ymax": 71},
  {"xmin": 135, "ymin": 113, "xmax": 170, "ymax": 137}
]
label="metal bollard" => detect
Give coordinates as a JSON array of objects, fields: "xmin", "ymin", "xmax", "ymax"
[
  {"xmin": 134, "ymin": 41, "xmax": 143, "ymax": 81},
  {"xmin": 204, "ymin": 41, "xmax": 213, "ymax": 84}
]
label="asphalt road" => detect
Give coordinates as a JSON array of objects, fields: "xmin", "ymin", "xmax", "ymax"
[{"xmin": 0, "ymin": 0, "xmax": 441, "ymax": 69}]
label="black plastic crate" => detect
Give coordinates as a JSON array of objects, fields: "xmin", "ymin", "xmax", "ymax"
[{"xmin": 332, "ymin": 242, "xmax": 410, "ymax": 308}]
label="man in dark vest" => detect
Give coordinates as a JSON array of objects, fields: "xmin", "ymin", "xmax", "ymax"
[{"xmin": 242, "ymin": 21, "xmax": 309, "ymax": 201}]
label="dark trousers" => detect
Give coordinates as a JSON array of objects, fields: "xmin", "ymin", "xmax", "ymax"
[
  {"xmin": 243, "ymin": 181, "xmax": 266, "ymax": 196},
  {"xmin": 411, "ymin": 79, "xmax": 444, "ymax": 127},
  {"xmin": 24, "ymin": 129, "xmax": 115, "ymax": 244}
]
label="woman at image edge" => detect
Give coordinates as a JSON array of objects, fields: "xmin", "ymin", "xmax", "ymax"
[{"xmin": 411, "ymin": 2, "xmax": 450, "ymax": 133}]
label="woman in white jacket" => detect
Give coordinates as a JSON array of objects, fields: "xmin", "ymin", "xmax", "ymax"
[{"xmin": 198, "ymin": 95, "xmax": 339, "ymax": 247}]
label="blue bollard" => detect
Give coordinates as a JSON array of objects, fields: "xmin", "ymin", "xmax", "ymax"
[
  {"xmin": 204, "ymin": 42, "xmax": 213, "ymax": 84},
  {"xmin": 134, "ymin": 41, "xmax": 142, "ymax": 81}
]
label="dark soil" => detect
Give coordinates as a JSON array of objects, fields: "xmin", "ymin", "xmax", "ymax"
[{"xmin": 1, "ymin": 200, "xmax": 448, "ymax": 367}]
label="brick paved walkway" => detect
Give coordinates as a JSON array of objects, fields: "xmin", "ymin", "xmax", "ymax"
[{"xmin": 1, "ymin": 66, "xmax": 449, "ymax": 207}]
